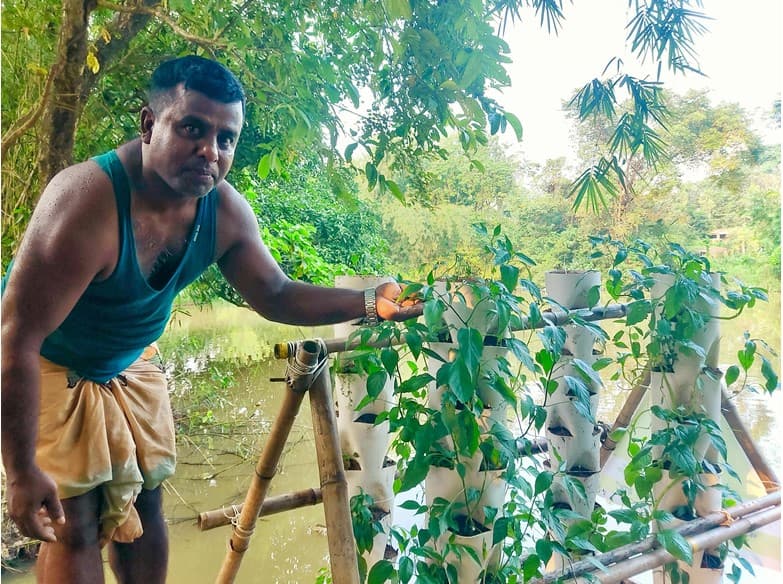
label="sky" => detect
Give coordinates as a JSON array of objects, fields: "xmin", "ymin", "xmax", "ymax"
[{"xmin": 494, "ymin": 1, "xmax": 782, "ymax": 163}]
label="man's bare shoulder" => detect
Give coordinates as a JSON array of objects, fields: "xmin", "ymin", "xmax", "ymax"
[
  {"xmin": 20, "ymin": 159, "xmax": 120, "ymax": 277},
  {"xmin": 213, "ymin": 180, "xmax": 262, "ymax": 259},
  {"xmin": 37, "ymin": 158, "xmax": 115, "ymax": 212},
  {"xmin": 215, "ymin": 180, "xmax": 258, "ymax": 229}
]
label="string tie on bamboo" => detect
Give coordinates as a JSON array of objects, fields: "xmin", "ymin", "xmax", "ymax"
[
  {"xmin": 229, "ymin": 518, "xmax": 255, "ymax": 551},
  {"xmin": 285, "ymin": 339, "xmax": 329, "ymax": 392},
  {"xmin": 223, "ymin": 504, "xmax": 242, "ymax": 521}
]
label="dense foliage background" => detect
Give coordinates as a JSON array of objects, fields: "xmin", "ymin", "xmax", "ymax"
[{"xmin": 5, "ymin": 0, "xmax": 775, "ymax": 294}]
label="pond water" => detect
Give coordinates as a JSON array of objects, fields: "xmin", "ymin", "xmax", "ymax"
[{"xmin": 4, "ymin": 295, "xmax": 781, "ymax": 583}]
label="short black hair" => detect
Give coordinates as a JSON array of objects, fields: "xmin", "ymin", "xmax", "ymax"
[{"xmin": 149, "ymin": 55, "xmax": 246, "ymax": 113}]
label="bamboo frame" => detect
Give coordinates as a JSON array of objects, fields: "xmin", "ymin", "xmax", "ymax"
[
  {"xmin": 215, "ymin": 373, "xmax": 309, "ymax": 582},
  {"xmin": 579, "ymin": 505, "xmax": 780, "ymax": 584},
  {"xmin": 216, "ymin": 340, "xmax": 360, "ymax": 584},
  {"xmin": 532, "ymin": 491, "xmax": 781, "ymax": 584}
]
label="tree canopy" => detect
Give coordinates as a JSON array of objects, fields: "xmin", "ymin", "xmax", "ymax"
[{"xmin": 2, "ymin": 0, "xmax": 715, "ymax": 263}]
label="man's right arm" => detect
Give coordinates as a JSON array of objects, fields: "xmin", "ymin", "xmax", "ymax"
[{"xmin": 1, "ymin": 162, "xmax": 116, "ymax": 541}]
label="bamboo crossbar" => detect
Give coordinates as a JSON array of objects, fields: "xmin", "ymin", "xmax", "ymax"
[
  {"xmin": 582, "ymin": 506, "xmax": 781, "ymax": 584},
  {"xmin": 200, "ymin": 437, "xmax": 546, "ymax": 533},
  {"xmin": 532, "ymin": 491, "xmax": 781, "ymax": 584},
  {"xmin": 198, "ymin": 488, "xmax": 323, "ymax": 531},
  {"xmin": 274, "ymin": 303, "xmax": 631, "ymax": 358}
]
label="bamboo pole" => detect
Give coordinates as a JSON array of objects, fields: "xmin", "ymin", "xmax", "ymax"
[
  {"xmin": 531, "ymin": 491, "xmax": 781, "ymax": 584},
  {"xmin": 600, "ymin": 369, "xmax": 651, "ymax": 468},
  {"xmin": 274, "ymin": 303, "xmax": 631, "ymax": 358},
  {"xmin": 198, "ymin": 488, "xmax": 323, "ymax": 531},
  {"xmin": 721, "ymin": 386, "xmax": 780, "ymax": 494},
  {"xmin": 577, "ymin": 505, "xmax": 780, "ymax": 584},
  {"xmin": 308, "ymin": 363, "xmax": 361, "ymax": 584},
  {"xmin": 215, "ymin": 341, "xmax": 322, "ymax": 584}
]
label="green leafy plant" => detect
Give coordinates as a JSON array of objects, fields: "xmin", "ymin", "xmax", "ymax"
[{"xmin": 335, "ymin": 231, "xmax": 778, "ymax": 583}]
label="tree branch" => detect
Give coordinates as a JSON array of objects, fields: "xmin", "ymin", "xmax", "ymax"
[
  {"xmin": 96, "ymin": 0, "xmax": 227, "ymax": 48},
  {"xmin": 0, "ymin": 61, "xmax": 62, "ymax": 161},
  {"xmin": 79, "ymin": 0, "xmax": 162, "ymax": 103}
]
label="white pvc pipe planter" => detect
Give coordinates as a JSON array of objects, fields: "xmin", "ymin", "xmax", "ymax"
[
  {"xmin": 649, "ymin": 272, "xmax": 726, "ymax": 584},
  {"xmin": 544, "ymin": 269, "xmax": 603, "ymax": 568}
]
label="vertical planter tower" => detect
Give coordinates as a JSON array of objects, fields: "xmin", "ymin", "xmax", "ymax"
[
  {"xmin": 332, "ymin": 275, "xmax": 396, "ymax": 568},
  {"xmin": 421, "ymin": 278, "xmax": 513, "ymax": 581},
  {"xmin": 648, "ymin": 272, "xmax": 726, "ymax": 584},
  {"xmin": 544, "ymin": 269, "xmax": 603, "ymax": 568}
]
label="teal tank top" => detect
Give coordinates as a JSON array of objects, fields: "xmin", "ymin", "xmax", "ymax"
[{"xmin": 36, "ymin": 150, "xmax": 218, "ymax": 382}]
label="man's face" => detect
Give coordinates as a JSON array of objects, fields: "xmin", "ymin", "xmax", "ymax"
[{"xmin": 141, "ymin": 84, "xmax": 244, "ymax": 198}]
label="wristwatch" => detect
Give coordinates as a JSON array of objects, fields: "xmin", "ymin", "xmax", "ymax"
[{"xmin": 364, "ymin": 287, "xmax": 379, "ymax": 326}]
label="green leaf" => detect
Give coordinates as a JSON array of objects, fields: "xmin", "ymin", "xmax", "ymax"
[
  {"xmin": 384, "ymin": 0, "xmax": 412, "ymax": 19},
  {"xmin": 565, "ymin": 376, "xmax": 595, "ymax": 422},
  {"xmin": 381, "ymin": 347, "xmax": 399, "ymax": 375},
  {"xmin": 257, "ymin": 152, "xmax": 272, "ymax": 178},
  {"xmin": 761, "ymin": 356, "xmax": 779, "ymax": 392},
  {"xmin": 457, "ymin": 327, "xmax": 483, "ymax": 378},
  {"xmin": 535, "ymin": 539, "xmax": 553, "ymax": 564},
  {"xmin": 399, "ymin": 455, "xmax": 430, "ymax": 492},
  {"xmin": 492, "ymin": 516, "xmax": 509, "ymax": 545},
  {"xmin": 625, "ymin": 300, "xmax": 651, "ymax": 326},
  {"xmin": 459, "ymin": 52, "xmax": 483, "ymax": 89},
  {"xmin": 500, "ymin": 263, "xmax": 520, "ymax": 293},
  {"xmin": 344, "ymin": 142, "xmax": 358, "ymax": 162},
  {"xmin": 386, "ymin": 179, "xmax": 405, "ymax": 203},
  {"xmin": 522, "ymin": 553, "xmax": 542, "ymax": 580},
  {"xmin": 572, "ymin": 358, "xmax": 603, "ymax": 390},
  {"xmin": 504, "ymin": 111, "xmax": 524, "ymax": 141},
  {"xmin": 367, "ymin": 370, "xmax": 388, "ymax": 399},
  {"xmin": 423, "ymin": 299, "xmax": 446, "ymax": 333},
  {"xmin": 399, "ymin": 556, "xmax": 414, "ymax": 583},
  {"xmin": 608, "ymin": 427, "xmax": 627, "ymax": 443},
  {"xmin": 587, "ymin": 285, "xmax": 601, "ymax": 308},
  {"xmin": 535, "ymin": 471, "xmax": 553, "ymax": 495},
  {"xmin": 448, "ymin": 360, "xmax": 475, "ymax": 402},
  {"xmin": 397, "ymin": 373, "xmax": 434, "ymax": 394},
  {"xmin": 367, "ymin": 559, "xmax": 395, "ymax": 584},
  {"xmin": 507, "ymin": 337, "xmax": 536, "ymax": 373},
  {"xmin": 535, "ymin": 349, "xmax": 555, "ymax": 375},
  {"xmin": 657, "ymin": 529, "xmax": 693, "ymax": 565},
  {"xmin": 365, "ymin": 162, "xmax": 379, "ymax": 190},
  {"xmin": 724, "ymin": 365, "xmax": 740, "ymax": 386},
  {"xmin": 405, "ymin": 331, "xmax": 423, "ymax": 359}
]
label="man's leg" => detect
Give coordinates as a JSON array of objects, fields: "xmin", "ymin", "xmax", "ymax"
[
  {"xmin": 108, "ymin": 486, "xmax": 168, "ymax": 584},
  {"xmin": 36, "ymin": 489, "xmax": 104, "ymax": 584}
]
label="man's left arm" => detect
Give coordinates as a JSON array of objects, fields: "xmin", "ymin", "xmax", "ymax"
[{"xmin": 214, "ymin": 185, "xmax": 419, "ymax": 325}]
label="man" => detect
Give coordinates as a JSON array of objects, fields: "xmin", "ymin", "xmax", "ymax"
[{"xmin": 1, "ymin": 55, "xmax": 418, "ymax": 583}]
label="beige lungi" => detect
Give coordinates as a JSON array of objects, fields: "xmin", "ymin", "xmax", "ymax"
[{"xmin": 36, "ymin": 346, "xmax": 176, "ymax": 544}]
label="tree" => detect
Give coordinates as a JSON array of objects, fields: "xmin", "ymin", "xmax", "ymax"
[{"xmin": 2, "ymin": 0, "xmax": 713, "ymax": 264}]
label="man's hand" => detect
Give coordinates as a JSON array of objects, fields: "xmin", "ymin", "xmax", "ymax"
[
  {"xmin": 5, "ymin": 466, "xmax": 65, "ymax": 542},
  {"xmin": 376, "ymin": 282, "xmax": 423, "ymax": 322}
]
